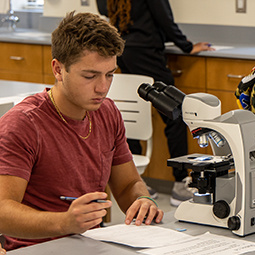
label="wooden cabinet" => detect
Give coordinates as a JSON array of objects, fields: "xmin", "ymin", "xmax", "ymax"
[
  {"xmin": 206, "ymin": 58, "xmax": 254, "ymax": 113},
  {"xmin": 143, "ymin": 54, "xmax": 255, "ymax": 181},
  {"xmin": 168, "ymin": 55, "xmax": 206, "ymax": 91},
  {"xmin": 0, "ymin": 43, "xmax": 55, "ymax": 84},
  {"xmin": 206, "ymin": 58, "xmax": 254, "ymax": 91},
  {"xmin": 0, "ymin": 42, "xmax": 43, "ymax": 82}
]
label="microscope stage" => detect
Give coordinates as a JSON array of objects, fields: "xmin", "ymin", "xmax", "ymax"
[{"xmin": 167, "ymin": 153, "xmax": 233, "ymax": 172}]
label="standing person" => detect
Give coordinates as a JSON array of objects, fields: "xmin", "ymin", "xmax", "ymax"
[
  {"xmin": 97, "ymin": 0, "xmax": 214, "ymax": 206},
  {"xmin": 0, "ymin": 11, "xmax": 163, "ymax": 251}
]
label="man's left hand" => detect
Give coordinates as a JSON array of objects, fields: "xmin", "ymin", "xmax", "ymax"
[{"xmin": 124, "ymin": 197, "xmax": 164, "ymax": 226}]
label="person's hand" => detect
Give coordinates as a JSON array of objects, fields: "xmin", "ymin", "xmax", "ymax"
[
  {"xmin": 190, "ymin": 42, "xmax": 215, "ymax": 54},
  {"xmin": 124, "ymin": 197, "xmax": 164, "ymax": 226},
  {"xmin": 0, "ymin": 244, "xmax": 6, "ymax": 255},
  {"xmin": 61, "ymin": 192, "xmax": 112, "ymax": 234}
]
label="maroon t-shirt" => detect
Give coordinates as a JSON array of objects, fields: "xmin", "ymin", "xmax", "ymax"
[{"xmin": 0, "ymin": 89, "xmax": 132, "ymax": 250}]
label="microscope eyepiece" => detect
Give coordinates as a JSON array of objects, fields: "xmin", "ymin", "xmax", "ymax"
[
  {"xmin": 138, "ymin": 82, "xmax": 186, "ymax": 120},
  {"xmin": 137, "ymin": 83, "xmax": 158, "ymax": 101}
]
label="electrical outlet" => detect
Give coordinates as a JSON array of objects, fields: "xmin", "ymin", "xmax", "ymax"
[
  {"xmin": 236, "ymin": 0, "xmax": 246, "ymax": 13},
  {"xmin": 81, "ymin": 0, "xmax": 90, "ymax": 6}
]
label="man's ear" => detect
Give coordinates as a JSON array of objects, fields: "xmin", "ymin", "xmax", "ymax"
[{"xmin": 51, "ymin": 59, "xmax": 63, "ymax": 81}]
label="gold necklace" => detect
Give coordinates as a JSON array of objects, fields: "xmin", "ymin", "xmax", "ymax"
[{"xmin": 48, "ymin": 88, "xmax": 92, "ymax": 140}]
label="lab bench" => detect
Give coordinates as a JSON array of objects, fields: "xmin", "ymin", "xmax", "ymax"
[{"xmin": 7, "ymin": 210, "xmax": 255, "ymax": 255}]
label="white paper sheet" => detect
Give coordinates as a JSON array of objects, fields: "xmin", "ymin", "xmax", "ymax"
[
  {"xmin": 82, "ymin": 223, "xmax": 191, "ymax": 248},
  {"xmin": 138, "ymin": 232, "xmax": 255, "ymax": 255},
  {"xmin": 210, "ymin": 45, "xmax": 234, "ymax": 51}
]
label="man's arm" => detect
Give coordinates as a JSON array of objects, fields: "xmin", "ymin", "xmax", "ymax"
[
  {"xmin": 108, "ymin": 160, "xmax": 164, "ymax": 225},
  {"xmin": 0, "ymin": 175, "xmax": 112, "ymax": 239}
]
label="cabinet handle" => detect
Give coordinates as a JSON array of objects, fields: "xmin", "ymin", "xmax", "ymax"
[
  {"xmin": 172, "ymin": 69, "xmax": 183, "ymax": 76},
  {"xmin": 227, "ymin": 74, "xmax": 244, "ymax": 79},
  {"xmin": 9, "ymin": 56, "xmax": 24, "ymax": 61}
]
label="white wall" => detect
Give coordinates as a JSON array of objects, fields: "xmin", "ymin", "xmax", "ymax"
[
  {"xmin": 169, "ymin": 0, "xmax": 255, "ymax": 27},
  {"xmin": 43, "ymin": 0, "xmax": 255, "ymax": 26},
  {"xmin": 12, "ymin": 0, "xmax": 27, "ymax": 10},
  {"xmin": 43, "ymin": 0, "xmax": 100, "ymax": 17},
  {"xmin": 0, "ymin": 0, "xmax": 10, "ymax": 13},
  {"xmin": 1, "ymin": 0, "xmax": 32, "ymax": 13},
  {"xmin": 2, "ymin": 0, "xmax": 255, "ymax": 27}
]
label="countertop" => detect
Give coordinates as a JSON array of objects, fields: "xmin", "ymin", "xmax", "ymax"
[
  {"xmin": 0, "ymin": 28, "xmax": 51, "ymax": 45},
  {"xmin": 165, "ymin": 43, "xmax": 255, "ymax": 60},
  {"xmin": 1, "ymin": 27, "xmax": 255, "ymax": 60}
]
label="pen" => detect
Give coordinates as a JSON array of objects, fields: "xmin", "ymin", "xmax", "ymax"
[{"xmin": 60, "ymin": 196, "xmax": 107, "ymax": 203}]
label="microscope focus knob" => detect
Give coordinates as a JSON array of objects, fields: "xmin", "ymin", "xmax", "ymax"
[
  {"xmin": 213, "ymin": 200, "xmax": 230, "ymax": 219},
  {"xmin": 228, "ymin": 216, "xmax": 241, "ymax": 231}
]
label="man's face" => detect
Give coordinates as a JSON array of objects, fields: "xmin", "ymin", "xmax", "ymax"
[{"xmin": 54, "ymin": 50, "xmax": 117, "ymax": 116}]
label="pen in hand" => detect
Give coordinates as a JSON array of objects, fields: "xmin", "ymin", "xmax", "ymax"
[{"xmin": 60, "ymin": 196, "xmax": 107, "ymax": 203}]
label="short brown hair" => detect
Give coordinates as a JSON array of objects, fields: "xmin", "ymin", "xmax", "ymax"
[{"xmin": 51, "ymin": 11, "xmax": 125, "ymax": 71}]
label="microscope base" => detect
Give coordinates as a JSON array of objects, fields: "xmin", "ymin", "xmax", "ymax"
[{"xmin": 175, "ymin": 200, "xmax": 228, "ymax": 229}]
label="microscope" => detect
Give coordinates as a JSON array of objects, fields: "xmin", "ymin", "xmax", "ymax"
[{"xmin": 138, "ymin": 82, "xmax": 255, "ymax": 236}]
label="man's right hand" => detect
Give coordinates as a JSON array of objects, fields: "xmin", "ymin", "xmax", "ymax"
[{"xmin": 61, "ymin": 192, "xmax": 112, "ymax": 234}]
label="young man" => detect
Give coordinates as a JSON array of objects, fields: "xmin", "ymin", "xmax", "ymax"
[{"xmin": 0, "ymin": 11, "xmax": 163, "ymax": 251}]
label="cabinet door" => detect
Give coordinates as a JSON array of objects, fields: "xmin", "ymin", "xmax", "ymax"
[
  {"xmin": 206, "ymin": 58, "xmax": 254, "ymax": 114},
  {"xmin": 167, "ymin": 55, "xmax": 206, "ymax": 90},
  {"xmin": 206, "ymin": 58, "xmax": 254, "ymax": 91},
  {"xmin": 0, "ymin": 42, "xmax": 43, "ymax": 83}
]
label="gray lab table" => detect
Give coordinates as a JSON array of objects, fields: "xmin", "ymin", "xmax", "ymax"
[{"xmin": 7, "ymin": 210, "xmax": 255, "ymax": 254}]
